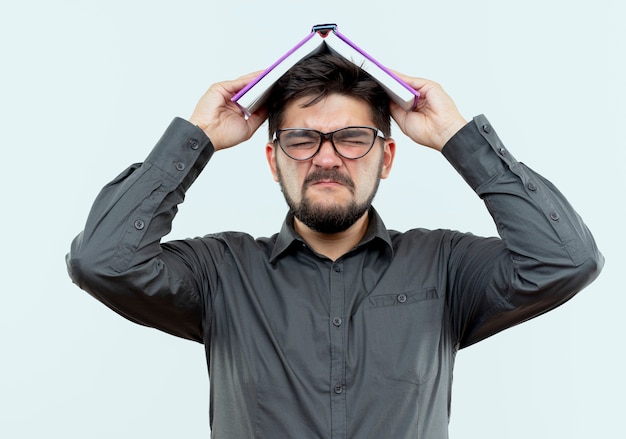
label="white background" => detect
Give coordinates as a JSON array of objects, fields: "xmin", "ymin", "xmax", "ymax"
[{"xmin": 1, "ymin": 0, "xmax": 623, "ymax": 437}]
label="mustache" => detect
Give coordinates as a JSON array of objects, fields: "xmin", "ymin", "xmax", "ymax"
[{"xmin": 304, "ymin": 169, "xmax": 355, "ymax": 190}]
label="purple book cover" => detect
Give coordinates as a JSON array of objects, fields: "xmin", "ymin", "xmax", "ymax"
[
  {"xmin": 333, "ymin": 28, "xmax": 420, "ymax": 105},
  {"xmin": 231, "ymin": 24, "xmax": 419, "ymax": 116},
  {"xmin": 230, "ymin": 30, "xmax": 318, "ymax": 103}
]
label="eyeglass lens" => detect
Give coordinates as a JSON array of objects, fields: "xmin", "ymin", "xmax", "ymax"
[{"xmin": 277, "ymin": 127, "xmax": 377, "ymax": 160}]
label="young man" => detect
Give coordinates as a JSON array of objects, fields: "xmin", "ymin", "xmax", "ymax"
[{"xmin": 67, "ymin": 53, "xmax": 603, "ymax": 438}]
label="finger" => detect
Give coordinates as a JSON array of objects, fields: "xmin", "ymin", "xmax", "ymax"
[
  {"xmin": 229, "ymin": 70, "xmax": 264, "ymax": 90},
  {"xmin": 238, "ymin": 69, "xmax": 265, "ymax": 81},
  {"xmin": 388, "ymin": 70, "xmax": 434, "ymax": 91},
  {"xmin": 214, "ymin": 70, "xmax": 265, "ymax": 96}
]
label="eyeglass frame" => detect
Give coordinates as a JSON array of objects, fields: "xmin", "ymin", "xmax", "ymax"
[{"xmin": 272, "ymin": 126, "xmax": 386, "ymax": 161}]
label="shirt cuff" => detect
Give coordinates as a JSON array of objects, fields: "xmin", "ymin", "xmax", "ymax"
[
  {"xmin": 145, "ymin": 117, "xmax": 214, "ymax": 192},
  {"xmin": 441, "ymin": 114, "xmax": 517, "ymax": 192}
]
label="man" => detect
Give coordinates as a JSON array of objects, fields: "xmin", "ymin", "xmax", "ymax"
[{"xmin": 67, "ymin": 53, "xmax": 603, "ymax": 438}]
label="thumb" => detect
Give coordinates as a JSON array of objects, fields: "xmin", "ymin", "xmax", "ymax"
[
  {"xmin": 245, "ymin": 106, "xmax": 268, "ymax": 136},
  {"xmin": 389, "ymin": 101, "xmax": 409, "ymax": 129}
]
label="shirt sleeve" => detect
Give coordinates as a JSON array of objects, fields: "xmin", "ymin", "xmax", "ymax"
[
  {"xmin": 66, "ymin": 118, "xmax": 215, "ymax": 343},
  {"xmin": 441, "ymin": 115, "xmax": 604, "ymax": 348}
]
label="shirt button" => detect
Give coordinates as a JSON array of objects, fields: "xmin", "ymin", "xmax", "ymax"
[
  {"xmin": 397, "ymin": 293, "xmax": 407, "ymax": 303},
  {"xmin": 333, "ymin": 384, "xmax": 343, "ymax": 394},
  {"xmin": 498, "ymin": 147, "xmax": 507, "ymax": 156},
  {"xmin": 174, "ymin": 161, "xmax": 185, "ymax": 171},
  {"xmin": 550, "ymin": 212, "xmax": 560, "ymax": 221},
  {"xmin": 133, "ymin": 219, "xmax": 145, "ymax": 230},
  {"xmin": 333, "ymin": 264, "xmax": 343, "ymax": 273},
  {"xmin": 332, "ymin": 317, "xmax": 343, "ymax": 327},
  {"xmin": 188, "ymin": 139, "xmax": 199, "ymax": 150},
  {"xmin": 482, "ymin": 124, "xmax": 492, "ymax": 134},
  {"xmin": 527, "ymin": 182, "xmax": 537, "ymax": 191}
]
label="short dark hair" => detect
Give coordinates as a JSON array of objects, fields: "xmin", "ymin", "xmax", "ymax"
[{"xmin": 266, "ymin": 49, "xmax": 391, "ymax": 139}]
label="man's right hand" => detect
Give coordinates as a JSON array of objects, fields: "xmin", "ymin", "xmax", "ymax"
[
  {"xmin": 389, "ymin": 74, "xmax": 467, "ymax": 152},
  {"xmin": 189, "ymin": 71, "xmax": 267, "ymax": 151}
]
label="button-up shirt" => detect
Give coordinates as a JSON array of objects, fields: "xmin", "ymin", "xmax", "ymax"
[{"xmin": 67, "ymin": 115, "xmax": 603, "ymax": 438}]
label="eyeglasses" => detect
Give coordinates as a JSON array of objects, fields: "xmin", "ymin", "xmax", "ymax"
[{"xmin": 272, "ymin": 126, "xmax": 385, "ymax": 161}]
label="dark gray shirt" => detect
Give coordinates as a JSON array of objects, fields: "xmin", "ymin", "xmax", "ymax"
[{"xmin": 67, "ymin": 115, "xmax": 603, "ymax": 438}]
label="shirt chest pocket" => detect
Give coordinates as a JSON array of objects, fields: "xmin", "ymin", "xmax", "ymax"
[{"xmin": 358, "ymin": 287, "xmax": 443, "ymax": 386}]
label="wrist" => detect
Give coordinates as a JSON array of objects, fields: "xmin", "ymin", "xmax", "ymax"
[
  {"xmin": 188, "ymin": 116, "xmax": 209, "ymax": 134},
  {"xmin": 436, "ymin": 117, "xmax": 468, "ymax": 151}
]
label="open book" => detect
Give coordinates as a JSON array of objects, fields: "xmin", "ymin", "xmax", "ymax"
[{"xmin": 231, "ymin": 24, "xmax": 420, "ymax": 118}]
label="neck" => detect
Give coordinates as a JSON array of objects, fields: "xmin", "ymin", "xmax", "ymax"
[{"xmin": 294, "ymin": 212, "xmax": 370, "ymax": 261}]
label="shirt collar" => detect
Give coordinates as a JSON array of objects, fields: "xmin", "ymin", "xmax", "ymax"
[{"xmin": 269, "ymin": 207, "xmax": 394, "ymax": 263}]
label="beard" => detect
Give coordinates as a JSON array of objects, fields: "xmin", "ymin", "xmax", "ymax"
[
  {"xmin": 291, "ymin": 195, "xmax": 370, "ymax": 234},
  {"xmin": 277, "ymin": 167, "xmax": 381, "ymax": 234}
]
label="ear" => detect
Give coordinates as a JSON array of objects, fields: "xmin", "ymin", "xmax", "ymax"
[
  {"xmin": 380, "ymin": 137, "xmax": 396, "ymax": 179},
  {"xmin": 266, "ymin": 142, "xmax": 279, "ymax": 182}
]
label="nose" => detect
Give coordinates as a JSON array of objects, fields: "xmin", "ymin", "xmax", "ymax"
[{"xmin": 312, "ymin": 138, "xmax": 343, "ymax": 168}]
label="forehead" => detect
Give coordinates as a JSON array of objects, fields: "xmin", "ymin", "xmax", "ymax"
[{"xmin": 281, "ymin": 94, "xmax": 375, "ymax": 131}]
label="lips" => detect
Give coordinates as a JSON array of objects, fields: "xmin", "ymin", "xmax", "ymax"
[{"xmin": 311, "ymin": 179, "xmax": 341, "ymax": 186}]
